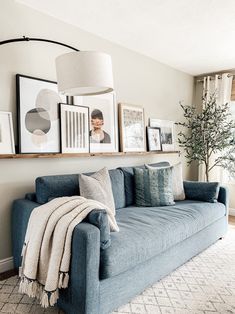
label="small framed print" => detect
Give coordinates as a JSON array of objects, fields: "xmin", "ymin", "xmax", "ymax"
[
  {"xmin": 16, "ymin": 74, "xmax": 66, "ymax": 153},
  {"xmin": 149, "ymin": 119, "xmax": 175, "ymax": 151},
  {"xmin": 0, "ymin": 112, "xmax": 15, "ymax": 154},
  {"xmin": 119, "ymin": 103, "xmax": 146, "ymax": 152},
  {"xmin": 60, "ymin": 103, "xmax": 89, "ymax": 153},
  {"xmin": 147, "ymin": 127, "xmax": 162, "ymax": 151}
]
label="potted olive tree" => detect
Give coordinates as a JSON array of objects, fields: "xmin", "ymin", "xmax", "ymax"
[{"xmin": 177, "ymin": 93, "xmax": 235, "ymax": 182}]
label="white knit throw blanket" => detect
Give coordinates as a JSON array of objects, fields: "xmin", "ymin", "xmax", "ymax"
[{"xmin": 19, "ymin": 196, "xmax": 119, "ymax": 308}]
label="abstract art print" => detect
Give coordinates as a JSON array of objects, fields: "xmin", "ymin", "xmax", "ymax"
[
  {"xmin": 149, "ymin": 118, "xmax": 175, "ymax": 151},
  {"xmin": 74, "ymin": 92, "xmax": 118, "ymax": 153},
  {"xmin": 16, "ymin": 74, "xmax": 66, "ymax": 153},
  {"xmin": 147, "ymin": 127, "xmax": 162, "ymax": 151},
  {"xmin": 60, "ymin": 104, "xmax": 89, "ymax": 153},
  {"xmin": 119, "ymin": 103, "xmax": 145, "ymax": 152},
  {"xmin": 0, "ymin": 112, "xmax": 15, "ymax": 154}
]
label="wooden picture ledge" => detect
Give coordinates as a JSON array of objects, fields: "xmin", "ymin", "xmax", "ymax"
[{"xmin": 0, "ymin": 151, "xmax": 180, "ymax": 159}]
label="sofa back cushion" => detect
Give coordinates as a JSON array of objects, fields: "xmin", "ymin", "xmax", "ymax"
[
  {"xmin": 119, "ymin": 162, "xmax": 170, "ymax": 206},
  {"xmin": 36, "ymin": 169, "xmax": 125, "ymax": 209}
]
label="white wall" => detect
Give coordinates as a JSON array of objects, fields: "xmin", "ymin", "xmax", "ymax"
[{"xmin": 0, "ymin": 0, "xmax": 194, "ymax": 264}]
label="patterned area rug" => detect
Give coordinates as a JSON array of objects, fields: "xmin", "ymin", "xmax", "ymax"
[{"xmin": 0, "ymin": 224, "xmax": 235, "ymax": 314}]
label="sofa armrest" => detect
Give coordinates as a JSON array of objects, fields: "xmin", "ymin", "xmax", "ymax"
[
  {"xmin": 11, "ymin": 199, "xmax": 40, "ymax": 268},
  {"xmin": 85, "ymin": 209, "xmax": 111, "ymax": 250},
  {"xmin": 58, "ymin": 222, "xmax": 100, "ymax": 314},
  {"xmin": 218, "ymin": 186, "xmax": 229, "ymax": 211}
]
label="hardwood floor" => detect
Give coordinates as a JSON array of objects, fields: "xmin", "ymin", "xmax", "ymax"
[
  {"xmin": 229, "ymin": 215, "xmax": 235, "ymax": 226},
  {"xmin": 0, "ymin": 269, "xmax": 17, "ymax": 281}
]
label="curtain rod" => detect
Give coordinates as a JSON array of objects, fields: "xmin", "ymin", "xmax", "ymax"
[
  {"xmin": 196, "ymin": 73, "xmax": 233, "ymax": 83},
  {"xmin": 0, "ymin": 36, "xmax": 79, "ymax": 51}
]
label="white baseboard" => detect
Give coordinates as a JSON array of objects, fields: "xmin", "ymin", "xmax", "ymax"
[
  {"xmin": 229, "ymin": 208, "xmax": 235, "ymax": 216},
  {"xmin": 0, "ymin": 257, "xmax": 14, "ymax": 273}
]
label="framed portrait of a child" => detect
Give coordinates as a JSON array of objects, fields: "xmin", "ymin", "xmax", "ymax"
[{"xmin": 74, "ymin": 92, "xmax": 118, "ymax": 153}]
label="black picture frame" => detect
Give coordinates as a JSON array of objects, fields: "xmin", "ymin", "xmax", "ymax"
[
  {"xmin": 147, "ymin": 126, "xmax": 162, "ymax": 151},
  {"xmin": 16, "ymin": 74, "xmax": 66, "ymax": 153},
  {"xmin": 60, "ymin": 103, "xmax": 90, "ymax": 154}
]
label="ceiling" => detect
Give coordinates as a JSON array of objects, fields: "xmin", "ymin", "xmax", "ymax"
[{"xmin": 16, "ymin": 0, "xmax": 235, "ymax": 76}]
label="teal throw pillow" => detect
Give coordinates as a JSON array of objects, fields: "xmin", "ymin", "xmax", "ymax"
[{"xmin": 134, "ymin": 167, "xmax": 175, "ymax": 207}]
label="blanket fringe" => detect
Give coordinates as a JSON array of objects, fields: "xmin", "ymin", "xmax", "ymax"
[
  {"xmin": 63, "ymin": 273, "xmax": 69, "ymax": 288},
  {"xmin": 58, "ymin": 273, "xmax": 63, "ymax": 289},
  {"xmin": 19, "ymin": 276, "xmax": 60, "ymax": 308},
  {"xmin": 19, "ymin": 277, "xmax": 38, "ymax": 297},
  {"xmin": 41, "ymin": 290, "xmax": 49, "ymax": 308},
  {"xmin": 49, "ymin": 289, "xmax": 59, "ymax": 306},
  {"xmin": 19, "ymin": 277, "xmax": 27, "ymax": 294},
  {"xmin": 58, "ymin": 272, "xmax": 69, "ymax": 289}
]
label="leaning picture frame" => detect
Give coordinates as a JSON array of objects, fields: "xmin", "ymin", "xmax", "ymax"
[
  {"xmin": 147, "ymin": 127, "xmax": 162, "ymax": 152},
  {"xmin": 16, "ymin": 74, "xmax": 66, "ymax": 153},
  {"xmin": 149, "ymin": 118, "xmax": 175, "ymax": 151},
  {"xmin": 74, "ymin": 92, "xmax": 118, "ymax": 153},
  {"xmin": 0, "ymin": 111, "xmax": 15, "ymax": 154},
  {"xmin": 60, "ymin": 103, "xmax": 90, "ymax": 154},
  {"xmin": 119, "ymin": 103, "xmax": 146, "ymax": 152}
]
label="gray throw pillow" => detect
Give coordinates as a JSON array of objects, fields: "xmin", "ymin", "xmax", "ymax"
[
  {"xmin": 134, "ymin": 167, "xmax": 175, "ymax": 207},
  {"xmin": 79, "ymin": 167, "xmax": 115, "ymax": 215}
]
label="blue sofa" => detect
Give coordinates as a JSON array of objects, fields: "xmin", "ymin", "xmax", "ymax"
[{"xmin": 12, "ymin": 163, "xmax": 228, "ymax": 314}]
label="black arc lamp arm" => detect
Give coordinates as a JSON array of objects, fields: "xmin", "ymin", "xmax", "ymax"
[{"xmin": 0, "ymin": 36, "xmax": 79, "ymax": 51}]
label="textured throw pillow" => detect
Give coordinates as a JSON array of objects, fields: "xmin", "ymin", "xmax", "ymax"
[
  {"xmin": 79, "ymin": 167, "xmax": 115, "ymax": 215},
  {"xmin": 183, "ymin": 181, "xmax": 220, "ymax": 203},
  {"xmin": 134, "ymin": 167, "xmax": 175, "ymax": 207},
  {"xmin": 146, "ymin": 162, "xmax": 185, "ymax": 201},
  {"xmin": 119, "ymin": 162, "xmax": 170, "ymax": 207}
]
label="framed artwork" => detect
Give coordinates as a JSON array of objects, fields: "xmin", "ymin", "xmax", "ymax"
[
  {"xmin": 0, "ymin": 112, "xmax": 15, "ymax": 154},
  {"xmin": 119, "ymin": 103, "xmax": 145, "ymax": 152},
  {"xmin": 147, "ymin": 127, "xmax": 162, "ymax": 151},
  {"xmin": 149, "ymin": 119, "xmax": 175, "ymax": 151},
  {"xmin": 16, "ymin": 74, "xmax": 66, "ymax": 153},
  {"xmin": 60, "ymin": 103, "xmax": 89, "ymax": 153},
  {"xmin": 74, "ymin": 92, "xmax": 118, "ymax": 153}
]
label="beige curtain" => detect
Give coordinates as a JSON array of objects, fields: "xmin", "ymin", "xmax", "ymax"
[{"xmin": 197, "ymin": 73, "xmax": 233, "ymax": 182}]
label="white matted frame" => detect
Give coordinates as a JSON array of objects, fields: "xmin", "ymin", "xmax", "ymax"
[
  {"xmin": 119, "ymin": 103, "xmax": 146, "ymax": 152},
  {"xmin": 0, "ymin": 112, "xmax": 15, "ymax": 154},
  {"xmin": 16, "ymin": 74, "xmax": 66, "ymax": 153},
  {"xmin": 60, "ymin": 103, "xmax": 89, "ymax": 153},
  {"xmin": 149, "ymin": 118, "xmax": 175, "ymax": 151},
  {"xmin": 74, "ymin": 92, "xmax": 118, "ymax": 153}
]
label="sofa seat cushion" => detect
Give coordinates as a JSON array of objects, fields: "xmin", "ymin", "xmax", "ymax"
[{"xmin": 100, "ymin": 200, "xmax": 226, "ymax": 279}]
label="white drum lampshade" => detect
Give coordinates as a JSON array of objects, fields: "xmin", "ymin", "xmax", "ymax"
[{"xmin": 56, "ymin": 51, "xmax": 114, "ymax": 96}]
